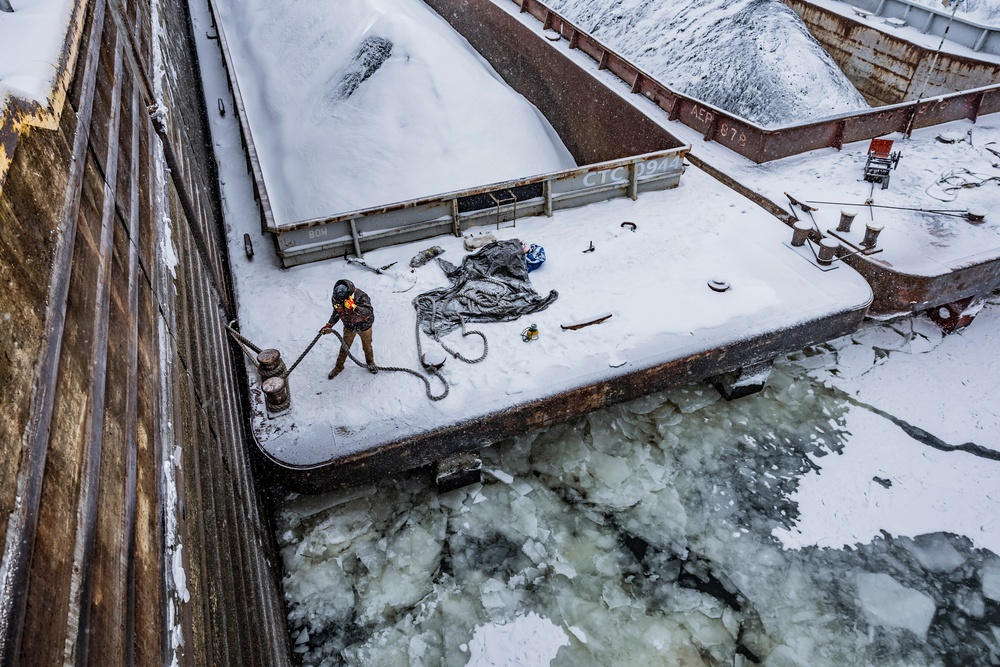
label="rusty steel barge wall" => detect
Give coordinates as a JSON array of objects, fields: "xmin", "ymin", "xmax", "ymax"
[
  {"xmin": 0, "ymin": 0, "xmax": 291, "ymax": 664},
  {"xmin": 423, "ymin": 0, "xmax": 683, "ymax": 167},
  {"xmin": 785, "ymin": 0, "xmax": 1000, "ymax": 106},
  {"xmin": 493, "ymin": 0, "xmax": 1000, "ymax": 164}
]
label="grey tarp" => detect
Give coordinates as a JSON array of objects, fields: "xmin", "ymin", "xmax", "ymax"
[{"xmin": 413, "ymin": 239, "xmax": 558, "ymax": 338}]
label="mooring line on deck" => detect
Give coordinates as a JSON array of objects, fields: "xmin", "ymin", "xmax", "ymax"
[{"xmin": 224, "ymin": 319, "xmax": 450, "ymax": 402}]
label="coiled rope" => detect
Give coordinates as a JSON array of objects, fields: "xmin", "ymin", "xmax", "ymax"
[
  {"xmin": 926, "ymin": 168, "xmax": 1000, "ymax": 202},
  {"xmin": 416, "ymin": 295, "xmax": 488, "ymax": 364}
]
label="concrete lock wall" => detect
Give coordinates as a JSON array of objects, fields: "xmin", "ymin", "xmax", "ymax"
[
  {"xmin": 0, "ymin": 0, "xmax": 292, "ymax": 664},
  {"xmin": 785, "ymin": 0, "xmax": 1000, "ymax": 106}
]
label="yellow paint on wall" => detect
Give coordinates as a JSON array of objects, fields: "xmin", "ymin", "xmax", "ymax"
[{"xmin": 0, "ymin": 0, "xmax": 90, "ymax": 196}]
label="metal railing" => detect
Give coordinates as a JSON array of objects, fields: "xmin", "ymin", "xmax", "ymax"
[
  {"xmin": 274, "ymin": 148, "xmax": 689, "ymax": 267},
  {"xmin": 847, "ymin": 0, "xmax": 1000, "ymax": 54}
]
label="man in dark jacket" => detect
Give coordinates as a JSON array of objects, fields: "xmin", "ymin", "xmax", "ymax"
[{"xmin": 320, "ymin": 279, "xmax": 376, "ymax": 378}]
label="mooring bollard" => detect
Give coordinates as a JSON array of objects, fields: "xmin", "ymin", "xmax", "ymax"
[
  {"xmin": 262, "ymin": 376, "xmax": 290, "ymax": 413},
  {"xmin": 258, "ymin": 349, "xmax": 291, "ymax": 413},
  {"xmin": 837, "ymin": 208, "xmax": 858, "ymax": 233},
  {"xmin": 791, "ymin": 220, "xmax": 812, "ymax": 247},
  {"xmin": 861, "ymin": 222, "xmax": 884, "ymax": 249},
  {"xmin": 817, "ymin": 237, "xmax": 840, "ymax": 265},
  {"xmin": 257, "ymin": 348, "xmax": 287, "ymax": 380}
]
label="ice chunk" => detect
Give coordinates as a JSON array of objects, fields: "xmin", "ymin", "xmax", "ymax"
[
  {"xmin": 901, "ymin": 533, "xmax": 966, "ymax": 573},
  {"xmin": 763, "ymin": 644, "xmax": 810, "ymax": 667},
  {"xmin": 590, "ymin": 451, "xmax": 631, "ymax": 488},
  {"xmin": 521, "ymin": 539, "xmax": 548, "ymax": 564},
  {"xmin": 279, "ymin": 484, "xmax": 376, "ymax": 523},
  {"xmin": 485, "ymin": 468, "xmax": 514, "ymax": 485},
  {"xmin": 666, "ymin": 385, "xmax": 720, "ymax": 414},
  {"xmin": 981, "ymin": 560, "xmax": 1000, "ymax": 602},
  {"xmin": 851, "ymin": 324, "xmax": 909, "ymax": 354},
  {"xmin": 282, "ymin": 558, "xmax": 355, "ymax": 628},
  {"xmin": 479, "ymin": 577, "xmax": 525, "ymax": 611},
  {"xmin": 601, "ymin": 582, "xmax": 631, "ymax": 610},
  {"xmin": 466, "ymin": 613, "xmax": 569, "ymax": 667},
  {"xmin": 855, "ymin": 572, "xmax": 936, "ymax": 640},
  {"xmin": 509, "ymin": 496, "xmax": 538, "ymax": 539},
  {"xmin": 831, "ymin": 343, "xmax": 876, "ymax": 378}
]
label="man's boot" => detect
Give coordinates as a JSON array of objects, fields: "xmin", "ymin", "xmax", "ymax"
[{"xmin": 328, "ymin": 365, "xmax": 344, "ymax": 379}]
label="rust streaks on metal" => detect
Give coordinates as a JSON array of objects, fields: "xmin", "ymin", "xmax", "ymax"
[
  {"xmin": 121, "ymin": 83, "xmax": 142, "ymax": 667},
  {"xmin": 504, "ymin": 0, "xmax": 1000, "ymax": 165},
  {"xmin": 67, "ymin": 34, "xmax": 126, "ymax": 665}
]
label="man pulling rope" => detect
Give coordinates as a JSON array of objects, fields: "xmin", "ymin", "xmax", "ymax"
[{"xmin": 320, "ymin": 278, "xmax": 377, "ymax": 379}]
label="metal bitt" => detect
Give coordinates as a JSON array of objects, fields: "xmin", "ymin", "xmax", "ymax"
[
  {"xmin": 790, "ymin": 220, "xmax": 812, "ymax": 247},
  {"xmin": 262, "ymin": 376, "xmax": 291, "ymax": 413},
  {"xmin": 258, "ymin": 349, "xmax": 291, "ymax": 413},
  {"xmin": 817, "ymin": 238, "xmax": 840, "ymax": 266},
  {"xmin": 257, "ymin": 348, "xmax": 287, "ymax": 379},
  {"xmin": 861, "ymin": 222, "xmax": 884, "ymax": 249},
  {"xmin": 837, "ymin": 208, "xmax": 858, "ymax": 233}
]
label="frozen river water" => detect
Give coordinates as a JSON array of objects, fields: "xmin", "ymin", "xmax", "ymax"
[{"xmin": 275, "ymin": 295, "xmax": 1000, "ymax": 667}]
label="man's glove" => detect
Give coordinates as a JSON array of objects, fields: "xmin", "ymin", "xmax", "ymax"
[{"xmin": 320, "ymin": 324, "xmax": 333, "ymax": 335}]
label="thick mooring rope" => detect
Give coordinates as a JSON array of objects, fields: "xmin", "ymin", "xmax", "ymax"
[
  {"xmin": 224, "ymin": 317, "xmax": 453, "ymax": 401},
  {"xmin": 325, "ymin": 329, "xmax": 449, "ymax": 401},
  {"xmin": 225, "ymin": 320, "xmax": 262, "ymax": 367},
  {"xmin": 282, "ymin": 330, "xmax": 324, "ymax": 378}
]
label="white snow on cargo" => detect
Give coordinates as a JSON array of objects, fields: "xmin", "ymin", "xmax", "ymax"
[
  {"xmin": 544, "ymin": 0, "xmax": 869, "ymax": 127},
  {"xmin": 211, "ymin": 0, "xmax": 575, "ymax": 225}
]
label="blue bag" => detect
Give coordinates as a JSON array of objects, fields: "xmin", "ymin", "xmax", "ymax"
[{"xmin": 525, "ymin": 243, "xmax": 546, "ymax": 272}]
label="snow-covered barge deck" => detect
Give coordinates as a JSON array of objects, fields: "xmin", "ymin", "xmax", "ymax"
[{"xmin": 234, "ymin": 167, "xmax": 872, "ymax": 492}]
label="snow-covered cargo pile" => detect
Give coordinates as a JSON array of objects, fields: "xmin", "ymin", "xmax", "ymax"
[
  {"xmin": 212, "ymin": 0, "xmax": 576, "ymax": 225},
  {"xmin": 545, "ymin": 0, "xmax": 870, "ymax": 127}
]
